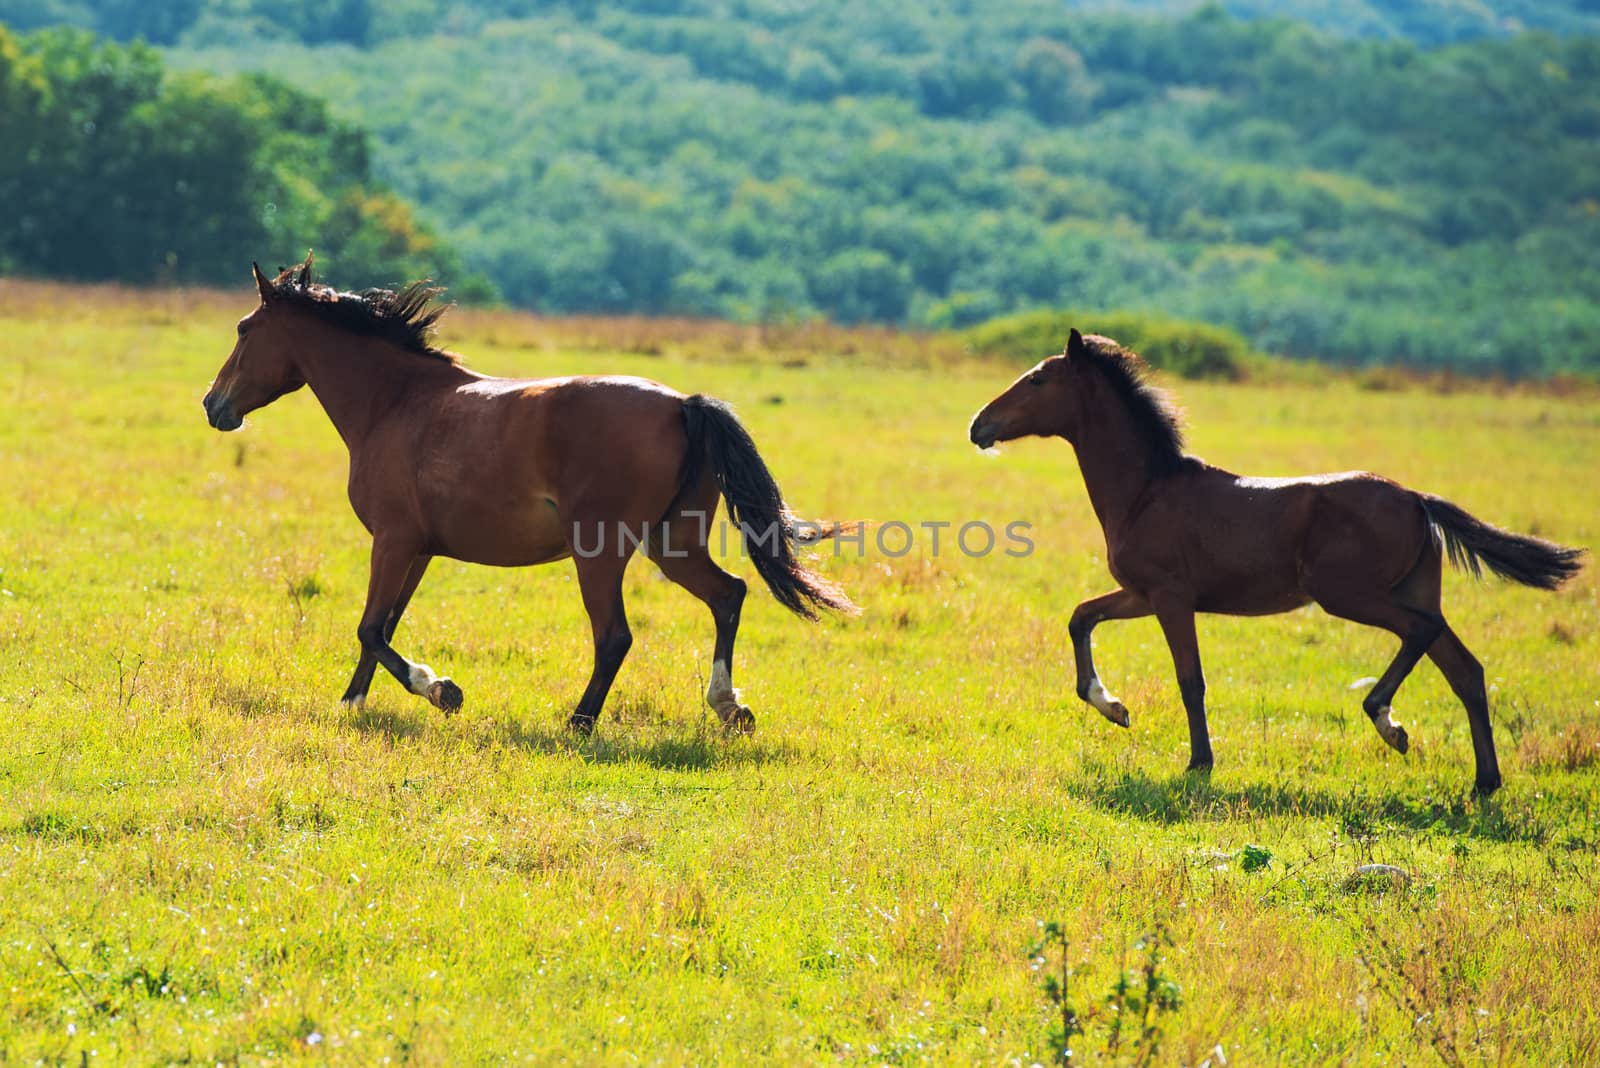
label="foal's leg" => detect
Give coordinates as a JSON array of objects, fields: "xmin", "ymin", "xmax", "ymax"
[
  {"xmin": 341, "ymin": 554, "xmax": 432, "ymax": 708},
  {"xmin": 1393, "ymin": 547, "xmax": 1501, "ymax": 794},
  {"xmin": 652, "ymin": 539, "xmax": 751, "ymax": 732},
  {"xmin": 1151, "ymin": 600, "xmax": 1213, "ymax": 772},
  {"xmin": 1428, "ymin": 626, "xmax": 1501, "ymax": 796},
  {"xmin": 1310, "ymin": 586, "xmax": 1444, "ymax": 756},
  {"xmin": 1068, "ymin": 588, "xmax": 1151, "ymax": 727},
  {"xmin": 355, "ymin": 539, "xmax": 461, "ymax": 712},
  {"xmin": 566, "ymin": 549, "xmax": 635, "ymax": 735}
]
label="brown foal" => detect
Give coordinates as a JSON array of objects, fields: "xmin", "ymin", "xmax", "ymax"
[
  {"xmin": 203, "ymin": 257, "xmax": 852, "ymax": 732},
  {"xmin": 969, "ymin": 329, "xmax": 1584, "ymax": 795}
]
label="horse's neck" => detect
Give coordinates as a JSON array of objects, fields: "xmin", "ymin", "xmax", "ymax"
[
  {"xmin": 1068, "ymin": 393, "xmax": 1160, "ymax": 536},
  {"xmin": 294, "ymin": 329, "xmax": 453, "ymax": 450}
]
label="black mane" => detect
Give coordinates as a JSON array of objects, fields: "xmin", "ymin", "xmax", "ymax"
[
  {"xmin": 269, "ymin": 260, "xmax": 454, "ymax": 363},
  {"xmin": 1078, "ymin": 334, "xmax": 1188, "ymax": 474}
]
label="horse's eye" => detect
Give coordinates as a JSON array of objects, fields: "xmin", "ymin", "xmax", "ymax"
[
  {"xmin": 1028, "ymin": 373, "xmax": 1046, "ymax": 387},
  {"xmin": 237, "ymin": 322, "xmax": 248, "ymax": 338}
]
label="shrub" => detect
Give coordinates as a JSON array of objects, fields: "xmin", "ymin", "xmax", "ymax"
[{"xmin": 964, "ymin": 307, "xmax": 1253, "ymax": 380}]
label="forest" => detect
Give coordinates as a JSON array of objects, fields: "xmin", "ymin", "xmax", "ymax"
[{"xmin": 3, "ymin": 2, "xmax": 1599, "ymax": 374}]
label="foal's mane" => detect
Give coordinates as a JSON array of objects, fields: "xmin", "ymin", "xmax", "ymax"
[
  {"xmin": 269, "ymin": 260, "xmax": 456, "ymax": 364},
  {"xmin": 1077, "ymin": 334, "xmax": 1188, "ymax": 474}
]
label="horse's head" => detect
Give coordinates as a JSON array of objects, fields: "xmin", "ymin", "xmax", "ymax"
[
  {"xmin": 202, "ymin": 260, "xmax": 310, "ymax": 431},
  {"xmin": 968, "ymin": 327, "xmax": 1092, "ymax": 448}
]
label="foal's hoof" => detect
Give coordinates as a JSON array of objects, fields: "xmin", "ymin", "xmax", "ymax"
[
  {"xmin": 1472, "ymin": 775, "xmax": 1502, "ymax": 799},
  {"xmin": 567, "ymin": 713, "xmax": 596, "ymax": 736},
  {"xmin": 1369, "ymin": 706, "xmax": 1408, "ymax": 754},
  {"xmin": 1101, "ymin": 700, "xmax": 1130, "ymax": 729},
  {"xmin": 721, "ymin": 704, "xmax": 756, "ymax": 736},
  {"xmin": 428, "ymin": 678, "xmax": 463, "ymax": 714}
]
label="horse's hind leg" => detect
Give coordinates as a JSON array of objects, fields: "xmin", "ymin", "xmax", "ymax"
[
  {"xmin": 1068, "ymin": 588, "xmax": 1151, "ymax": 727},
  {"xmin": 567, "ymin": 550, "xmax": 635, "ymax": 735},
  {"xmin": 1394, "ymin": 543, "xmax": 1501, "ymax": 793},
  {"xmin": 650, "ymin": 504, "xmax": 753, "ymax": 732},
  {"xmin": 341, "ymin": 554, "xmax": 431, "ymax": 708},
  {"xmin": 1427, "ymin": 626, "xmax": 1500, "ymax": 796},
  {"xmin": 1309, "ymin": 580, "xmax": 1444, "ymax": 756}
]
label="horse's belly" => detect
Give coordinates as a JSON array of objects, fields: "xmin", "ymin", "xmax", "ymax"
[
  {"xmin": 426, "ymin": 494, "xmax": 572, "ymax": 567},
  {"xmin": 1196, "ymin": 587, "xmax": 1312, "ymax": 616}
]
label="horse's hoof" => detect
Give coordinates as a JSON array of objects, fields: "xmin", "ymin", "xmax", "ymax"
[
  {"xmin": 1102, "ymin": 700, "xmax": 1130, "ymax": 729},
  {"xmin": 1369, "ymin": 706, "xmax": 1408, "ymax": 754},
  {"xmin": 1186, "ymin": 759, "xmax": 1213, "ymax": 775},
  {"xmin": 1472, "ymin": 775, "xmax": 1502, "ymax": 799},
  {"xmin": 722, "ymin": 705, "xmax": 756, "ymax": 736},
  {"xmin": 339, "ymin": 693, "xmax": 366, "ymax": 711},
  {"xmin": 567, "ymin": 713, "xmax": 596, "ymax": 736},
  {"xmin": 428, "ymin": 678, "xmax": 463, "ymax": 714}
]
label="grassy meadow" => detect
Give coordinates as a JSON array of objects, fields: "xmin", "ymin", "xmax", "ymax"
[{"xmin": 1, "ymin": 280, "xmax": 1598, "ymax": 1065}]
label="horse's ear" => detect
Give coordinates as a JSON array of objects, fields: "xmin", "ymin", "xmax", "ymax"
[
  {"xmin": 252, "ymin": 262, "xmax": 273, "ymax": 304},
  {"xmin": 1066, "ymin": 327, "xmax": 1085, "ymax": 357},
  {"xmin": 297, "ymin": 250, "xmax": 314, "ymax": 287}
]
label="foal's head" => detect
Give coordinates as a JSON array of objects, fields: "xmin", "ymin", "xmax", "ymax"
[
  {"xmin": 202, "ymin": 261, "xmax": 310, "ymax": 431},
  {"xmin": 968, "ymin": 327, "xmax": 1104, "ymax": 448}
]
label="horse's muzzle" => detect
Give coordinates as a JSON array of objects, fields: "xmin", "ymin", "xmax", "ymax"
[
  {"xmin": 968, "ymin": 416, "xmax": 999, "ymax": 450},
  {"xmin": 203, "ymin": 391, "xmax": 242, "ymax": 432}
]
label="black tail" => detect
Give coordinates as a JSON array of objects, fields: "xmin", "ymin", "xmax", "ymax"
[
  {"xmin": 1419, "ymin": 494, "xmax": 1585, "ymax": 591},
  {"xmin": 681, "ymin": 394, "xmax": 856, "ymax": 620}
]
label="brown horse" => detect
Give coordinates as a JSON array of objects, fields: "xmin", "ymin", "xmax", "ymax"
[
  {"xmin": 202, "ymin": 256, "xmax": 852, "ymax": 732},
  {"xmin": 969, "ymin": 329, "xmax": 1584, "ymax": 795}
]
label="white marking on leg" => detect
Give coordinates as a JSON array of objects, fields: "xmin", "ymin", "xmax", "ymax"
[
  {"xmin": 1085, "ymin": 677, "xmax": 1130, "ymax": 726},
  {"xmin": 1372, "ymin": 705, "xmax": 1407, "ymax": 751},
  {"xmin": 407, "ymin": 662, "xmax": 438, "ymax": 696},
  {"xmin": 707, "ymin": 658, "xmax": 741, "ymax": 717},
  {"xmin": 340, "ymin": 694, "xmax": 366, "ymax": 710}
]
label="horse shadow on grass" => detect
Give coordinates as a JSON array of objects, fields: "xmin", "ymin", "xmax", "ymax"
[
  {"xmin": 342, "ymin": 697, "xmax": 798, "ymax": 772},
  {"xmin": 210, "ymin": 676, "xmax": 799, "ymax": 772},
  {"xmin": 1067, "ymin": 764, "xmax": 1550, "ymax": 845}
]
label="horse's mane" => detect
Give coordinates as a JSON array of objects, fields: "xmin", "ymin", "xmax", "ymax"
[
  {"xmin": 1077, "ymin": 334, "xmax": 1188, "ymax": 475},
  {"xmin": 269, "ymin": 258, "xmax": 456, "ymax": 364}
]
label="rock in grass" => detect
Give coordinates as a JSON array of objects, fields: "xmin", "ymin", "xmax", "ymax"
[{"xmin": 1341, "ymin": 864, "xmax": 1412, "ymax": 892}]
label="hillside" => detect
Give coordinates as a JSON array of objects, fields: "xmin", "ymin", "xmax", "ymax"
[
  {"xmin": 6, "ymin": 0, "xmax": 1600, "ymax": 47},
  {"xmin": 4, "ymin": 3, "xmax": 1600, "ymax": 374}
]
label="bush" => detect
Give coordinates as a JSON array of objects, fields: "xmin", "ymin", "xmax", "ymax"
[{"xmin": 964, "ymin": 307, "xmax": 1252, "ymax": 380}]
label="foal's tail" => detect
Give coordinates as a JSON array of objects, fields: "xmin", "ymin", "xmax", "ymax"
[
  {"xmin": 1419, "ymin": 494, "xmax": 1585, "ymax": 591},
  {"xmin": 681, "ymin": 394, "xmax": 857, "ymax": 620}
]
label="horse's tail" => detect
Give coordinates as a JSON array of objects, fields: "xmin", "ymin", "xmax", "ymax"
[
  {"xmin": 681, "ymin": 394, "xmax": 856, "ymax": 620},
  {"xmin": 1418, "ymin": 494, "xmax": 1585, "ymax": 591}
]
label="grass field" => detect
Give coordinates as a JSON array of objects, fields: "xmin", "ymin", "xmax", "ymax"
[{"xmin": 1, "ymin": 280, "xmax": 1597, "ymax": 1065}]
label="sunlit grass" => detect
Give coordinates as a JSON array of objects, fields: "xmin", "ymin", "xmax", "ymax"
[{"xmin": 0, "ymin": 281, "xmax": 1596, "ymax": 1064}]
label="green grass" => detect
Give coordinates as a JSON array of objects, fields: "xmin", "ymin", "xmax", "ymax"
[{"xmin": 1, "ymin": 282, "xmax": 1597, "ymax": 1064}]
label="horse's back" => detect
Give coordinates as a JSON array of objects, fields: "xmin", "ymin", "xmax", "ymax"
[
  {"xmin": 1294, "ymin": 470, "xmax": 1432, "ymax": 588},
  {"xmin": 1132, "ymin": 466, "xmax": 1428, "ymax": 612},
  {"xmin": 400, "ymin": 373, "xmax": 693, "ymax": 565}
]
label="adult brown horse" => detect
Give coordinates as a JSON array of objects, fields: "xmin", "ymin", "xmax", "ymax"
[
  {"xmin": 202, "ymin": 256, "xmax": 853, "ymax": 732},
  {"xmin": 969, "ymin": 329, "xmax": 1584, "ymax": 795}
]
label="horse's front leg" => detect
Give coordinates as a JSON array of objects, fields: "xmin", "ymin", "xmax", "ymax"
[
  {"xmin": 1151, "ymin": 598, "xmax": 1212, "ymax": 773},
  {"xmin": 1068, "ymin": 587, "xmax": 1151, "ymax": 727},
  {"xmin": 353, "ymin": 538, "xmax": 462, "ymax": 712},
  {"xmin": 341, "ymin": 554, "xmax": 432, "ymax": 708}
]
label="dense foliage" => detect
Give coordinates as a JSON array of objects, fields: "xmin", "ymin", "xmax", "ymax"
[
  {"xmin": 6, "ymin": 0, "xmax": 1600, "ymax": 47},
  {"xmin": 4, "ymin": 3, "xmax": 1600, "ymax": 374},
  {"xmin": 0, "ymin": 24, "xmax": 484, "ymax": 291}
]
